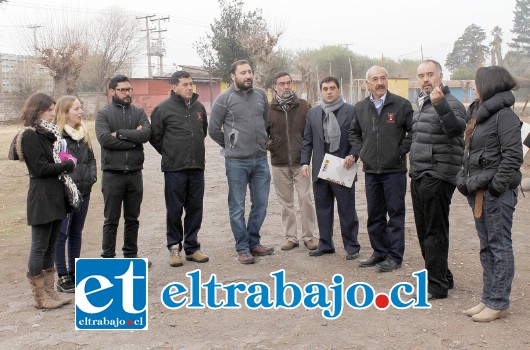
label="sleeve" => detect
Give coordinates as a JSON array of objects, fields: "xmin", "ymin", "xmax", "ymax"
[
  {"xmin": 433, "ymin": 96, "xmax": 466, "ymax": 138},
  {"xmin": 149, "ymin": 106, "xmax": 164, "ymax": 154},
  {"xmin": 490, "ymin": 111, "xmax": 523, "ymax": 194},
  {"xmin": 95, "ymin": 108, "xmax": 138, "ymax": 150},
  {"xmin": 116, "ymin": 109, "xmax": 151, "ymax": 144},
  {"xmin": 22, "ymin": 130, "xmax": 72, "ymax": 177},
  {"xmin": 300, "ymin": 112, "xmax": 313, "ymax": 166},
  {"xmin": 398, "ymin": 100, "xmax": 414, "ymax": 155},
  {"xmin": 88, "ymin": 146, "xmax": 97, "ymax": 184},
  {"xmin": 208, "ymin": 96, "xmax": 227, "ymax": 147},
  {"xmin": 202, "ymin": 106, "xmax": 208, "ymax": 137},
  {"xmin": 348, "ymin": 108, "xmax": 363, "ymax": 158}
]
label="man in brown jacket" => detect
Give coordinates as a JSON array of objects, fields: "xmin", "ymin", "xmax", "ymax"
[{"xmin": 268, "ymin": 72, "xmax": 318, "ymax": 251}]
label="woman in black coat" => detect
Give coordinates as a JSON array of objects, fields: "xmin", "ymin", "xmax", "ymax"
[
  {"xmin": 456, "ymin": 66, "xmax": 522, "ymax": 322},
  {"xmin": 53, "ymin": 96, "xmax": 97, "ymax": 293},
  {"xmin": 17, "ymin": 92, "xmax": 76, "ymax": 309}
]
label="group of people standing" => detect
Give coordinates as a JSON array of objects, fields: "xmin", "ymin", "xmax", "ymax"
[{"xmin": 14, "ymin": 58, "xmax": 522, "ymax": 323}]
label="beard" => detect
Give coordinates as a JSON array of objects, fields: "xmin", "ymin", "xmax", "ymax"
[
  {"xmin": 235, "ymin": 79, "xmax": 252, "ymax": 91},
  {"xmin": 115, "ymin": 95, "xmax": 132, "ymax": 105}
]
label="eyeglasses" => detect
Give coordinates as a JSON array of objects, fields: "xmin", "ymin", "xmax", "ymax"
[{"xmin": 115, "ymin": 87, "xmax": 133, "ymax": 93}]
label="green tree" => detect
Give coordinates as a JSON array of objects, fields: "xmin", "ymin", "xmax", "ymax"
[
  {"xmin": 449, "ymin": 65, "xmax": 475, "ymax": 80},
  {"xmin": 509, "ymin": 0, "xmax": 530, "ymax": 54},
  {"xmin": 194, "ymin": 0, "xmax": 280, "ymax": 84},
  {"xmin": 446, "ymin": 24, "xmax": 488, "ymax": 74}
]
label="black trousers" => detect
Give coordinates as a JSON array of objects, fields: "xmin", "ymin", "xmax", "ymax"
[
  {"xmin": 312, "ymin": 179, "xmax": 360, "ymax": 255},
  {"xmin": 101, "ymin": 170, "xmax": 143, "ymax": 258},
  {"xmin": 164, "ymin": 170, "xmax": 204, "ymax": 254},
  {"xmin": 28, "ymin": 220, "xmax": 62, "ymax": 276},
  {"xmin": 411, "ymin": 174, "xmax": 455, "ymax": 297}
]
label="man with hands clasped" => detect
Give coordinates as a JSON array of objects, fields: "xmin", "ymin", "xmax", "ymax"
[{"xmin": 301, "ymin": 76, "xmax": 361, "ymax": 260}]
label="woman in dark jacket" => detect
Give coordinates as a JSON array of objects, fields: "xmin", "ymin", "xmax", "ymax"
[
  {"xmin": 53, "ymin": 96, "xmax": 97, "ymax": 293},
  {"xmin": 17, "ymin": 92, "xmax": 76, "ymax": 309},
  {"xmin": 456, "ymin": 66, "xmax": 522, "ymax": 322}
]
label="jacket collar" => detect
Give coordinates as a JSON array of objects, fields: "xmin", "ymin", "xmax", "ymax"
[
  {"xmin": 170, "ymin": 90, "xmax": 199, "ymax": 106},
  {"xmin": 475, "ymin": 91, "xmax": 515, "ymax": 123}
]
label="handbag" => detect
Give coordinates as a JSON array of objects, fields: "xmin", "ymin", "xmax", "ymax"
[
  {"xmin": 8, "ymin": 132, "xmax": 20, "ymax": 160},
  {"xmin": 64, "ymin": 179, "xmax": 83, "ymax": 213}
]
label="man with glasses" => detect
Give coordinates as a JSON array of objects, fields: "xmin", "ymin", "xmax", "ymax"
[
  {"xmin": 267, "ymin": 72, "xmax": 318, "ymax": 252},
  {"xmin": 95, "ymin": 74, "xmax": 151, "ymax": 263},
  {"xmin": 150, "ymin": 71, "xmax": 209, "ymax": 267}
]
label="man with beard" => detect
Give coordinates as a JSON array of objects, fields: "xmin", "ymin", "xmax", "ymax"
[
  {"xmin": 348, "ymin": 66, "xmax": 413, "ymax": 272},
  {"xmin": 301, "ymin": 76, "xmax": 361, "ymax": 260},
  {"xmin": 410, "ymin": 60, "xmax": 466, "ymax": 299},
  {"xmin": 267, "ymin": 72, "xmax": 318, "ymax": 252},
  {"xmin": 209, "ymin": 60, "xmax": 274, "ymax": 264},
  {"xmin": 95, "ymin": 75, "xmax": 151, "ymax": 263}
]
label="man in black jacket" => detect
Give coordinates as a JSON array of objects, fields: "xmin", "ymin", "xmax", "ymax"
[
  {"xmin": 150, "ymin": 71, "xmax": 209, "ymax": 267},
  {"xmin": 349, "ymin": 66, "xmax": 413, "ymax": 272},
  {"xmin": 95, "ymin": 75, "xmax": 151, "ymax": 262},
  {"xmin": 410, "ymin": 60, "xmax": 466, "ymax": 299}
]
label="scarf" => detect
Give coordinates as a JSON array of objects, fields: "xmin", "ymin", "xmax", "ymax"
[
  {"xmin": 275, "ymin": 91, "xmax": 295, "ymax": 112},
  {"xmin": 417, "ymin": 91, "xmax": 430, "ymax": 110},
  {"xmin": 321, "ymin": 97, "xmax": 344, "ymax": 153},
  {"xmin": 39, "ymin": 120, "xmax": 81, "ymax": 205},
  {"xmin": 64, "ymin": 123, "xmax": 86, "ymax": 141}
]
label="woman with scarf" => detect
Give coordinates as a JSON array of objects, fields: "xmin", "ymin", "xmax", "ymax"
[
  {"xmin": 53, "ymin": 96, "xmax": 97, "ymax": 293},
  {"xmin": 17, "ymin": 92, "xmax": 77, "ymax": 309},
  {"xmin": 456, "ymin": 66, "xmax": 522, "ymax": 322}
]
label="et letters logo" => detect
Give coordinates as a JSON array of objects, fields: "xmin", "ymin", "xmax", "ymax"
[{"xmin": 75, "ymin": 258, "xmax": 148, "ymax": 330}]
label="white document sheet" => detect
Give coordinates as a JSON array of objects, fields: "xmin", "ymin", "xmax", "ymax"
[{"xmin": 317, "ymin": 153, "xmax": 358, "ymax": 188}]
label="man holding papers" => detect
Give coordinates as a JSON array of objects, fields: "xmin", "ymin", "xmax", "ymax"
[
  {"xmin": 348, "ymin": 66, "xmax": 413, "ymax": 272},
  {"xmin": 301, "ymin": 76, "xmax": 361, "ymax": 260}
]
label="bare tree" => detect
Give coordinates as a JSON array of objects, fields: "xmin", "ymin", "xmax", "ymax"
[
  {"xmin": 237, "ymin": 27, "xmax": 282, "ymax": 88},
  {"xmin": 87, "ymin": 7, "xmax": 141, "ymax": 112},
  {"xmin": 29, "ymin": 19, "xmax": 90, "ymax": 97}
]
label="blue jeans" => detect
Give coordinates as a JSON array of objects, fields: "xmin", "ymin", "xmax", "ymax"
[
  {"xmin": 55, "ymin": 193, "xmax": 90, "ymax": 276},
  {"xmin": 225, "ymin": 157, "xmax": 271, "ymax": 253},
  {"xmin": 468, "ymin": 189, "xmax": 516, "ymax": 310}
]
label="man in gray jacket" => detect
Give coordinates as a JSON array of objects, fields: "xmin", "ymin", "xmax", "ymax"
[
  {"xmin": 209, "ymin": 60, "xmax": 274, "ymax": 264},
  {"xmin": 410, "ymin": 60, "xmax": 466, "ymax": 300}
]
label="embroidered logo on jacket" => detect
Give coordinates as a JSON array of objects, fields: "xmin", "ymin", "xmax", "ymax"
[
  {"xmin": 197, "ymin": 112, "xmax": 203, "ymax": 121},
  {"xmin": 386, "ymin": 113, "xmax": 396, "ymax": 123}
]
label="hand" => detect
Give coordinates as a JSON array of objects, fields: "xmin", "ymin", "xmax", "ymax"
[
  {"xmin": 301, "ymin": 165, "xmax": 310, "ymax": 179},
  {"xmin": 430, "ymin": 85, "xmax": 444, "ymax": 105},
  {"xmin": 136, "ymin": 125, "xmax": 143, "ymax": 130},
  {"xmin": 111, "ymin": 132, "xmax": 116, "ymax": 137},
  {"xmin": 343, "ymin": 155, "xmax": 355, "ymax": 169},
  {"xmin": 60, "ymin": 152, "xmax": 77, "ymax": 166}
]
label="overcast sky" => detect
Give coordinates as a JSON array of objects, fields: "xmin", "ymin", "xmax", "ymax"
[{"xmin": 0, "ymin": 0, "xmax": 518, "ymax": 77}]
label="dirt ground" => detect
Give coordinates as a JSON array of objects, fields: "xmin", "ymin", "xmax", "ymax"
[{"xmin": 0, "ymin": 119, "xmax": 529, "ymax": 350}]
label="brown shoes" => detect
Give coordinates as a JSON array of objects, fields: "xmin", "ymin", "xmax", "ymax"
[
  {"xmin": 471, "ymin": 307, "xmax": 509, "ymax": 322},
  {"xmin": 281, "ymin": 241, "xmax": 299, "ymax": 251},
  {"xmin": 169, "ymin": 249, "xmax": 183, "ymax": 267},
  {"xmin": 304, "ymin": 239, "xmax": 318, "ymax": 250},
  {"xmin": 250, "ymin": 244, "xmax": 274, "ymax": 256},
  {"xmin": 186, "ymin": 250, "xmax": 209, "ymax": 263},
  {"xmin": 238, "ymin": 252, "xmax": 255, "ymax": 264},
  {"xmin": 463, "ymin": 302, "xmax": 486, "ymax": 317}
]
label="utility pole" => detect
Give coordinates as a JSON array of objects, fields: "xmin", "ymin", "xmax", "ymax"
[
  {"xmin": 28, "ymin": 25, "xmax": 42, "ymax": 52},
  {"xmin": 150, "ymin": 16, "xmax": 169, "ymax": 76},
  {"xmin": 137, "ymin": 14, "xmax": 156, "ymax": 78}
]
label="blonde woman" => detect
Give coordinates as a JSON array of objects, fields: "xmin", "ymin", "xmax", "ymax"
[{"xmin": 53, "ymin": 96, "xmax": 97, "ymax": 293}]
